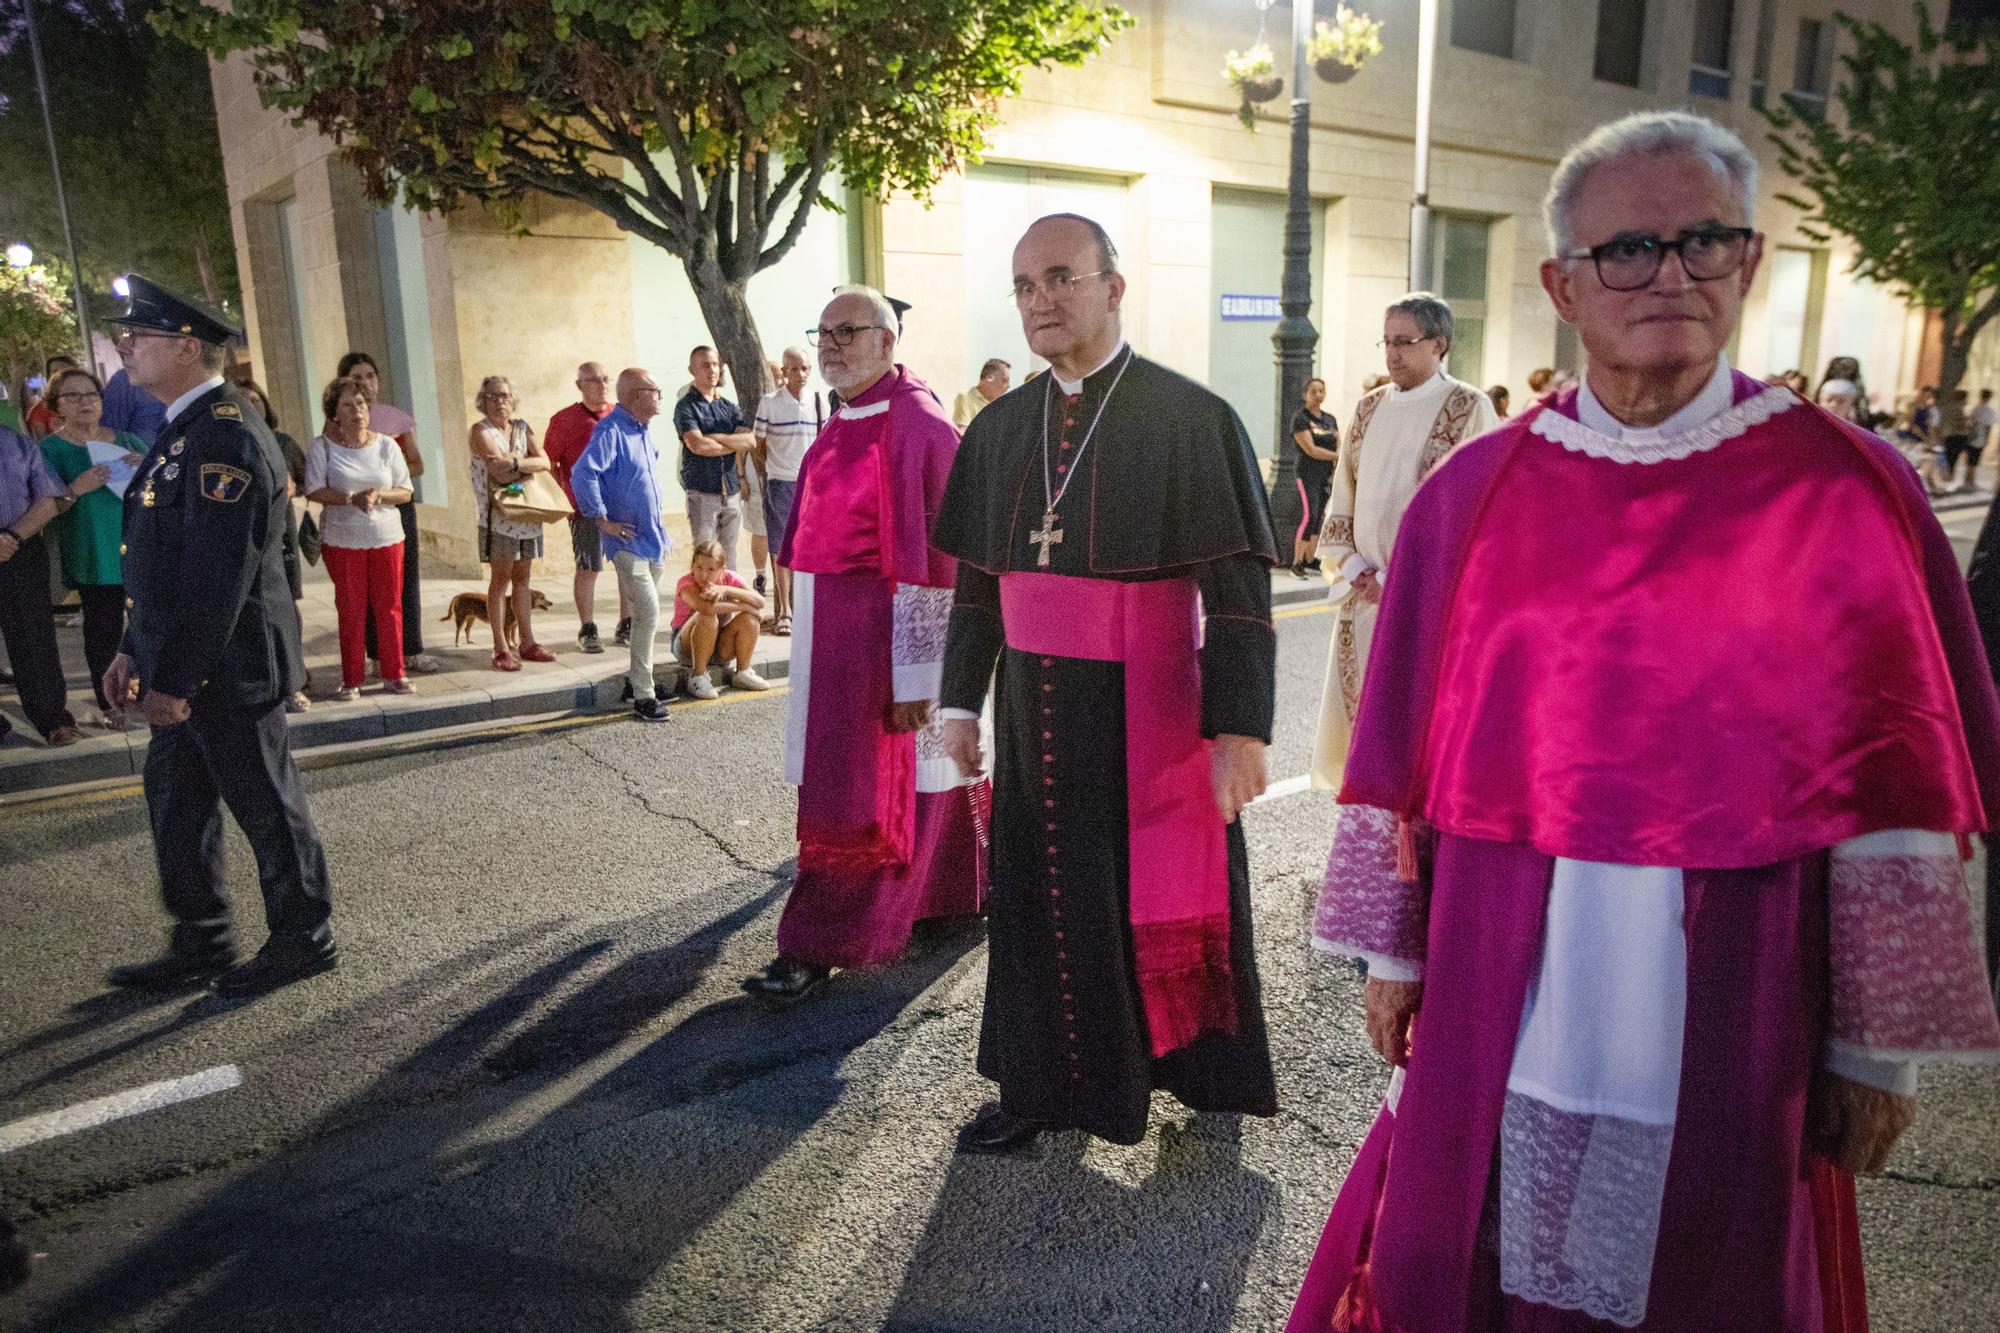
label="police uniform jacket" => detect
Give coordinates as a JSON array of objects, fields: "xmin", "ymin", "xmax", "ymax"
[{"xmin": 121, "ymin": 382, "xmax": 305, "ymax": 708}]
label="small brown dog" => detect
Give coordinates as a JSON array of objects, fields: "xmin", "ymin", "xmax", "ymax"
[{"xmin": 442, "ymin": 589, "xmax": 555, "ymax": 649}]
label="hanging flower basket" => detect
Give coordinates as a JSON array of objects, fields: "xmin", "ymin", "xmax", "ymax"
[
  {"xmin": 1223, "ymin": 43, "xmax": 1281, "ymax": 129},
  {"xmin": 1239, "ymin": 73, "xmax": 1284, "ymax": 102},
  {"xmin": 1309, "ymin": 6, "xmax": 1385, "ymax": 84}
]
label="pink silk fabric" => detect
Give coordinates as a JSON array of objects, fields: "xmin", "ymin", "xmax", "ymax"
[
  {"xmin": 999, "ymin": 571, "xmax": 1237, "ymax": 1057},
  {"xmin": 1347, "ymin": 382, "xmax": 1990, "ymax": 867}
]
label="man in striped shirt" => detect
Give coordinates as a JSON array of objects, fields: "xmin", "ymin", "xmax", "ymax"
[{"xmin": 753, "ymin": 346, "xmax": 824, "ymax": 634}]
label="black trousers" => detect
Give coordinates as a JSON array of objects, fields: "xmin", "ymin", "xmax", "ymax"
[
  {"xmin": 76, "ymin": 583, "xmax": 125, "ymax": 711},
  {"xmin": 143, "ymin": 698, "xmax": 333, "ymax": 954},
  {"xmin": 0, "ymin": 534, "xmax": 73, "ymax": 738},
  {"xmin": 364, "ymin": 501, "xmax": 424, "ymax": 658}
]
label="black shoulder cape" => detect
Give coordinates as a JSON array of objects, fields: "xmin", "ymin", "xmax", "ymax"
[{"xmin": 932, "ymin": 352, "xmax": 1279, "ymax": 576}]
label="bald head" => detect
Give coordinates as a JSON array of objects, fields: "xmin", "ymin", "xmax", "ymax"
[
  {"xmin": 616, "ymin": 367, "xmax": 664, "ymax": 423},
  {"xmin": 576, "ymin": 361, "xmax": 610, "ymax": 410}
]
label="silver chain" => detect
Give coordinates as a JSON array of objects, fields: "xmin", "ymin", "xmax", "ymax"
[{"xmin": 1042, "ymin": 346, "xmax": 1134, "ymax": 516}]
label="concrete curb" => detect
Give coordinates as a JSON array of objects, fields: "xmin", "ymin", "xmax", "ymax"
[{"xmin": 0, "ymin": 580, "xmax": 1333, "ymax": 800}]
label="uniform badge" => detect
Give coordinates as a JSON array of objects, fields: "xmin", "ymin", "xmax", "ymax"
[
  {"xmin": 169, "ymin": 440, "xmax": 185, "ymax": 456},
  {"xmin": 162, "ymin": 462, "xmax": 181, "ymax": 481},
  {"xmin": 141, "ymin": 485, "xmax": 156, "ymax": 508},
  {"xmin": 198, "ymin": 463, "xmax": 251, "ymax": 503},
  {"xmin": 212, "ymin": 403, "xmax": 241, "ymax": 421}
]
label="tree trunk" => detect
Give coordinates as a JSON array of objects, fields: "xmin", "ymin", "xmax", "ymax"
[
  {"xmin": 1939, "ymin": 336, "xmax": 1971, "ymax": 406},
  {"xmin": 683, "ymin": 255, "xmax": 772, "ymax": 420}
]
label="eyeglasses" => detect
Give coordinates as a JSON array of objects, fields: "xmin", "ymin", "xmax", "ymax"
[
  {"xmin": 1009, "ymin": 270, "xmax": 1109, "ymax": 305},
  {"xmin": 1562, "ymin": 226, "xmax": 1755, "ymax": 292},
  {"xmin": 807, "ymin": 323, "xmax": 885, "ymax": 348},
  {"xmin": 55, "ymin": 391, "xmax": 101, "ymax": 404},
  {"xmin": 1376, "ymin": 335, "xmax": 1437, "ymax": 350},
  {"xmin": 113, "ymin": 328, "xmax": 190, "ymax": 348}
]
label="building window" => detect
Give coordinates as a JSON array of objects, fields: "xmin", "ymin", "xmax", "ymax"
[
  {"xmin": 1749, "ymin": 0, "xmax": 1776, "ymax": 108},
  {"xmin": 1688, "ymin": 0, "xmax": 1735, "ymax": 99},
  {"xmin": 1451, "ymin": 0, "xmax": 1518, "ymax": 60},
  {"xmin": 1787, "ymin": 18, "xmax": 1835, "ymax": 121},
  {"xmin": 1432, "ymin": 214, "xmax": 1491, "ymax": 387},
  {"xmin": 1594, "ymin": 0, "xmax": 1647, "ymax": 87}
]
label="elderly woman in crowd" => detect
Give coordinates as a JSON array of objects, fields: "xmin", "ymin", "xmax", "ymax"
[
  {"xmin": 339, "ymin": 351, "xmax": 442, "ymax": 676},
  {"xmin": 305, "ymin": 377, "xmax": 413, "ymax": 700},
  {"xmin": 468, "ymin": 375, "xmax": 554, "ymax": 671},
  {"xmin": 240, "ymin": 378, "xmax": 313, "ymax": 713},
  {"xmin": 38, "ymin": 368, "xmax": 145, "ymax": 727}
]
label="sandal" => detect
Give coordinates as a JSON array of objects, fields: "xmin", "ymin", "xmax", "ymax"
[
  {"xmin": 492, "ymin": 649, "xmax": 522, "ymax": 672},
  {"xmin": 771, "ymin": 615, "xmax": 792, "ymax": 637},
  {"xmin": 519, "ymin": 642, "xmax": 556, "ymax": 664}
]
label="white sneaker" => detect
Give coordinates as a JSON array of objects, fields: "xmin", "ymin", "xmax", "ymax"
[
  {"xmin": 730, "ymin": 668, "xmax": 772, "ymax": 691},
  {"xmin": 686, "ymin": 673, "xmax": 720, "ymax": 700},
  {"xmin": 332, "ymin": 685, "xmax": 361, "ymax": 703},
  {"xmin": 406, "ymin": 652, "xmax": 445, "ymax": 674}
]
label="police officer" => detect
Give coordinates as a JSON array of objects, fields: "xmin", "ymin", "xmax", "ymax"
[{"xmin": 102, "ymin": 275, "xmax": 337, "ymax": 997}]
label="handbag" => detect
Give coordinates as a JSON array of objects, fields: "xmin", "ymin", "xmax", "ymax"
[
  {"xmin": 490, "ymin": 467, "xmax": 573, "ymax": 525},
  {"xmin": 298, "ymin": 509, "xmax": 323, "ymax": 565}
]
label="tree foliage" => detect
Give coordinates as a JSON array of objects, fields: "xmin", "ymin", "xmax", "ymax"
[
  {"xmin": 156, "ymin": 0, "xmax": 1131, "ymax": 405},
  {"xmin": 0, "ymin": 2, "xmax": 238, "ymax": 311},
  {"xmin": 0, "ymin": 261, "xmax": 78, "ymax": 396},
  {"xmin": 1765, "ymin": 3, "xmax": 2000, "ymax": 394}
]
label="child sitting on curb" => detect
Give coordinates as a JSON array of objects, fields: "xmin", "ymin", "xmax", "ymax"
[{"xmin": 672, "ymin": 540, "xmax": 773, "ymax": 699}]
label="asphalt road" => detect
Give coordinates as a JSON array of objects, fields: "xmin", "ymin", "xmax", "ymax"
[{"xmin": 1, "ymin": 599, "xmax": 1996, "ymax": 1332}]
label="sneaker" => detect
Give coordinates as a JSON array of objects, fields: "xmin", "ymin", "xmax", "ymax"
[
  {"xmin": 633, "ymin": 697, "xmax": 670, "ymax": 723},
  {"xmin": 332, "ymin": 685, "xmax": 361, "ymax": 702},
  {"xmin": 406, "ymin": 652, "xmax": 445, "ymax": 675},
  {"xmin": 613, "ymin": 617, "xmax": 633, "ymax": 646},
  {"xmin": 686, "ymin": 673, "xmax": 720, "ymax": 701},
  {"xmin": 578, "ymin": 622, "xmax": 603, "ymax": 654},
  {"xmin": 730, "ymin": 668, "xmax": 773, "ymax": 691},
  {"xmin": 754, "ymin": 572, "xmax": 768, "ymax": 596},
  {"xmin": 100, "ymin": 707, "xmax": 131, "ymax": 731},
  {"xmin": 284, "ymin": 691, "xmax": 311, "ymax": 714},
  {"xmin": 45, "ymin": 724, "xmax": 83, "ymax": 747},
  {"xmin": 382, "ymin": 678, "xmax": 414, "ymax": 695}
]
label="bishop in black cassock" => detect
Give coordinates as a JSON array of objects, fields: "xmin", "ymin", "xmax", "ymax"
[{"xmin": 933, "ymin": 214, "xmax": 1280, "ymax": 1153}]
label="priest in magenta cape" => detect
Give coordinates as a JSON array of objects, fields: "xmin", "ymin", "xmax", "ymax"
[
  {"xmin": 1291, "ymin": 112, "xmax": 2000, "ymax": 1333},
  {"xmin": 746, "ymin": 286, "xmax": 988, "ymax": 1007},
  {"xmin": 933, "ymin": 214, "xmax": 1280, "ymax": 1154}
]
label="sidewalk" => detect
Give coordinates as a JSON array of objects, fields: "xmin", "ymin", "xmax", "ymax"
[{"xmin": 1, "ymin": 559, "xmax": 1339, "ymax": 797}]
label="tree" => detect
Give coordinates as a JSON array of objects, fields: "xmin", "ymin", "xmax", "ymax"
[
  {"xmin": 157, "ymin": 0, "xmax": 1131, "ymax": 410},
  {"xmin": 0, "ymin": 2, "xmax": 239, "ymax": 311},
  {"xmin": 0, "ymin": 260, "xmax": 77, "ymax": 399},
  {"xmin": 1765, "ymin": 4, "xmax": 2000, "ymax": 399}
]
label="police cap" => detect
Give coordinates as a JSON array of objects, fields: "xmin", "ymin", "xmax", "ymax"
[{"xmin": 110, "ymin": 274, "xmax": 242, "ymax": 346}]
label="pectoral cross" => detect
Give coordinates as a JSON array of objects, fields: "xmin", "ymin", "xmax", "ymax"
[{"xmin": 1029, "ymin": 509, "xmax": 1063, "ymax": 568}]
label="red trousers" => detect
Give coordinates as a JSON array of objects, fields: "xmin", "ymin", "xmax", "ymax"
[{"xmin": 324, "ymin": 542, "xmax": 405, "ymax": 687}]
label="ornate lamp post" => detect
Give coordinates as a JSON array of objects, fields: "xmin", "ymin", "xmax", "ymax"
[{"xmin": 1229, "ymin": 4, "xmax": 1382, "ymax": 556}]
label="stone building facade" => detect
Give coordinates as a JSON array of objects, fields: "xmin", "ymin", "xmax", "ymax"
[{"xmin": 209, "ymin": 0, "xmax": 1965, "ymax": 577}]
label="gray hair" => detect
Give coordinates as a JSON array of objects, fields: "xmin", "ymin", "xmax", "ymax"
[
  {"xmin": 781, "ymin": 345, "xmax": 811, "ymax": 366},
  {"xmin": 1543, "ymin": 111, "xmax": 1759, "ymax": 255},
  {"xmin": 829, "ymin": 284, "xmax": 897, "ymax": 338},
  {"xmin": 476, "ymin": 374, "xmax": 512, "ymax": 405},
  {"xmin": 1387, "ymin": 292, "xmax": 1453, "ymax": 351}
]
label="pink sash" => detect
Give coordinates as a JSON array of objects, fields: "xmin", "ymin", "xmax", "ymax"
[{"xmin": 999, "ymin": 571, "xmax": 1237, "ymax": 1057}]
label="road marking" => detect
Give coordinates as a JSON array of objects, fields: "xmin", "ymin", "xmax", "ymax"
[
  {"xmin": 1253, "ymin": 773, "xmax": 1314, "ymax": 805},
  {"xmin": 1275, "ymin": 602, "xmax": 1331, "ymax": 620},
  {"xmin": 0, "ymin": 1064, "xmax": 243, "ymax": 1155}
]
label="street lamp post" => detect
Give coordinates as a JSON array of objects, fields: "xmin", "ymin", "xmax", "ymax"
[
  {"xmin": 19, "ymin": 0, "xmax": 93, "ymax": 360},
  {"xmin": 1264, "ymin": 0, "xmax": 1318, "ymax": 561},
  {"xmin": 1408, "ymin": 0, "xmax": 1440, "ymax": 291}
]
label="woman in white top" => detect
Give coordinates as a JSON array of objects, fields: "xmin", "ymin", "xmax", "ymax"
[
  {"xmin": 305, "ymin": 378, "xmax": 414, "ymax": 699},
  {"xmin": 467, "ymin": 375, "xmax": 554, "ymax": 671}
]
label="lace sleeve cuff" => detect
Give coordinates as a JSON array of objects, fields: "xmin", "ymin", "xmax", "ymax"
[
  {"xmin": 1312, "ymin": 803, "xmax": 1428, "ymax": 972},
  {"xmin": 1828, "ymin": 828, "xmax": 2000, "ymax": 1060},
  {"xmin": 892, "ymin": 583, "xmax": 952, "ymax": 703}
]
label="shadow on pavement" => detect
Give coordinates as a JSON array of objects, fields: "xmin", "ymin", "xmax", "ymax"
[
  {"xmin": 17, "ymin": 870, "xmax": 982, "ymax": 1332},
  {"xmin": 877, "ymin": 1115, "xmax": 1276, "ymax": 1333}
]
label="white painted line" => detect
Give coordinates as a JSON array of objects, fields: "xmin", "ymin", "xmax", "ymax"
[
  {"xmin": 1253, "ymin": 773, "xmax": 1314, "ymax": 806},
  {"xmin": 0, "ymin": 1064, "xmax": 243, "ymax": 1155}
]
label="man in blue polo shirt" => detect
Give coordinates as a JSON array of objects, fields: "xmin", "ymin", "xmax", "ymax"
[
  {"xmin": 571, "ymin": 367, "xmax": 674, "ymax": 723},
  {"xmin": 673, "ymin": 345, "xmax": 755, "ymax": 572}
]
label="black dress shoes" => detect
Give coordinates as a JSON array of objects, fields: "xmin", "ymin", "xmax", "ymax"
[
  {"xmin": 107, "ymin": 948, "xmax": 236, "ymax": 991},
  {"xmin": 954, "ymin": 1102, "xmax": 1044, "ymax": 1156},
  {"xmin": 210, "ymin": 939, "xmax": 339, "ymax": 997},
  {"xmin": 741, "ymin": 956, "xmax": 831, "ymax": 1008}
]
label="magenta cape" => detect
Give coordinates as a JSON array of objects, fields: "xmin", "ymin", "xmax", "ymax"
[
  {"xmin": 1339, "ymin": 375, "xmax": 2000, "ymax": 866},
  {"xmin": 998, "ymin": 571, "xmax": 1237, "ymax": 1058},
  {"xmin": 781, "ymin": 367, "xmax": 960, "ymax": 876}
]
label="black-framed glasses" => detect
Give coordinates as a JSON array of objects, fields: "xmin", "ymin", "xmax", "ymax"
[
  {"xmin": 55, "ymin": 390, "xmax": 101, "ymax": 404},
  {"xmin": 1563, "ymin": 227, "xmax": 1755, "ymax": 292},
  {"xmin": 806, "ymin": 323, "xmax": 885, "ymax": 348},
  {"xmin": 1009, "ymin": 270, "xmax": 1109, "ymax": 305}
]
